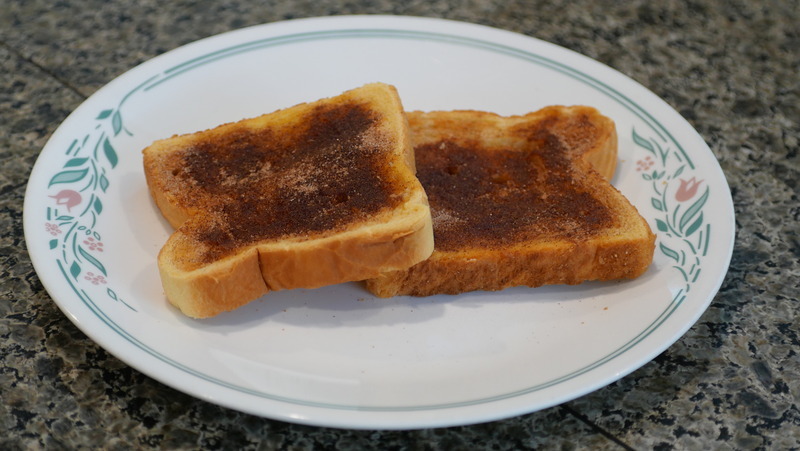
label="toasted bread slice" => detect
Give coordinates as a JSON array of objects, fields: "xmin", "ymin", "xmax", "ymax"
[
  {"xmin": 143, "ymin": 83, "xmax": 434, "ymax": 317},
  {"xmin": 365, "ymin": 106, "xmax": 655, "ymax": 297}
]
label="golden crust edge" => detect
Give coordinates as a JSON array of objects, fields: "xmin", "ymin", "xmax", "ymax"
[
  {"xmin": 366, "ymin": 224, "xmax": 655, "ymax": 298},
  {"xmin": 159, "ymin": 194, "xmax": 433, "ymax": 318}
]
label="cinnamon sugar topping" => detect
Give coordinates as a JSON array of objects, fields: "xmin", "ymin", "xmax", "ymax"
[
  {"xmin": 415, "ymin": 124, "xmax": 613, "ymax": 251},
  {"xmin": 168, "ymin": 101, "xmax": 406, "ymax": 263}
]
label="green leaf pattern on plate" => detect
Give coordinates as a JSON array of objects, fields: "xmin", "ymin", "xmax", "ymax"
[
  {"xmin": 44, "ymin": 104, "xmax": 138, "ymax": 312},
  {"xmin": 633, "ymin": 128, "xmax": 710, "ymax": 292},
  {"xmin": 44, "ymin": 73, "xmax": 160, "ymax": 313}
]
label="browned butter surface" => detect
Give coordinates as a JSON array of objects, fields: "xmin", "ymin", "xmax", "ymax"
[
  {"xmin": 171, "ymin": 101, "xmax": 406, "ymax": 263},
  {"xmin": 415, "ymin": 121, "xmax": 613, "ymax": 251}
]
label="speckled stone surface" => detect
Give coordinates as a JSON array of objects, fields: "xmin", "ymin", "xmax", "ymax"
[{"xmin": 2, "ymin": 0, "xmax": 798, "ymax": 449}]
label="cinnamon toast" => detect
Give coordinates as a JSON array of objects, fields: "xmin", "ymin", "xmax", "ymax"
[
  {"xmin": 365, "ymin": 106, "xmax": 655, "ymax": 297},
  {"xmin": 143, "ymin": 83, "xmax": 433, "ymax": 317}
]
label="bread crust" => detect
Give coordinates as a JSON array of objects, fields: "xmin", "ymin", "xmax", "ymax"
[
  {"xmin": 144, "ymin": 83, "xmax": 433, "ymax": 317},
  {"xmin": 256, "ymin": 197, "xmax": 433, "ymax": 290},
  {"xmin": 366, "ymin": 107, "xmax": 655, "ymax": 297},
  {"xmin": 366, "ymin": 233, "xmax": 654, "ymax": 297}
]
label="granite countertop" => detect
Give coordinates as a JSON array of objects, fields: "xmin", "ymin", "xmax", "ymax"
[{"xmin": 2, "ymin": 0, "xmax": 798, "ymax": 449}]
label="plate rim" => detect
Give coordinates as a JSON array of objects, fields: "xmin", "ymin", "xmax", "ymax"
[{"xmin": 23, "ymin": 15, "xmax": 735, "ymax": 429}]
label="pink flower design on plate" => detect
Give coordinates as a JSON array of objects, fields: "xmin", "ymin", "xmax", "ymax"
[
  {"xmin": 83, "ymin": 237, "xmax": 104, "ymax": 252},
  {"xmin": 84, "ymin": 272, "xmax": 107, "ymax": 285},
  {"xmin": 676, "ymin": 177, "xmax": 704, "ymax": 201},
  {"xmin": 636, "ymin": 156, "xmax": 655, "ymax": 172},
  {"xmin": 45, "ymin": 222, "xmax": 62, "ymax": 236},
  {"xmin": 49, "ymin": 189, "xmax": 82, "ymax": 212}
]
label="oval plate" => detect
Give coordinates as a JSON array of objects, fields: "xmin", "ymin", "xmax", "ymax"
[{"xmin": 24, "ymin": 16, "xmax": 734, "ymax": 430}]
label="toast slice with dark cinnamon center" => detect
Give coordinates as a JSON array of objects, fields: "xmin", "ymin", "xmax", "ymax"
[
  {"xmin": 366, "ymin": 106, "xmax": 655, "ymax": 297},
  {"xmin": 144, "ymin": 83, "xmax": 433, "ymax": 317}
]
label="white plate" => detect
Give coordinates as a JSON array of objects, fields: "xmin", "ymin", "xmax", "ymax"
[{"xmin": 23, "ymin": 16, "xmax": 734, "ymax": 430}]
